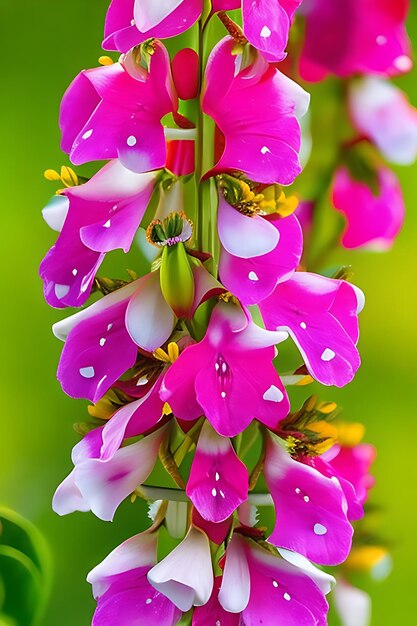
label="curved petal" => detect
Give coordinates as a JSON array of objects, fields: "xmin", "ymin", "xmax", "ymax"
[
  {"xmin": 126, "ymin": 271, "xmax": 176, "ymax": 352},
  {"xmin": 333, "ymin": 581, "xmax": 371, "ymax": 626},
  {"xmin": 42, "ymin": 194, "xmax": 69, "ymax": 232},
  {"xmin": 219, "ymin": 534, "xmax": 250, "ymax": 613}
]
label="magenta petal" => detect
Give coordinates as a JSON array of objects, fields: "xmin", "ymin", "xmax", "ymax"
[
  {"xmin": 244, "ymin": 542, "xmax": 330, "ymax": 626},
  {"xmin": 218, "ymin": 194, "xmax": 279, "ymax": 258},
  {"xmin": 260, "ymin": 272, "xmax": 362, "ymax": 387},
  {"xmin": 219, "ymin": 214, "xmax": 303, "ymax": 305},
  {"xmin": 242, "ymin": 0, "xmax": 302, "ymax": 62},
  {"xmin": 332, "ymin": 165, "xmax": 405, "ymax": 250},
  {"xmin": 160, "ymin": 344, "xmax": 205, "ymax": 422},
  {"xmin": 192, "ymin": 578, "xmax": 240, "ymax": 626},
  {"xmin": 57, "ymin": 297, "xmax": 138, "ymax": 402},
  {"xmin": 186, "ymin": 421, "xmax": 249, "ymax": 522},
  {"xmin": 264, "ymin": 436, "xmax": 353, "ymax": 566},
  {"xmin": 203, "ymin": 38, "xmax": 309, "ymax": 185}
]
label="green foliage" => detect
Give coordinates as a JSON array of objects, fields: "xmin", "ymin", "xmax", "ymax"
[{"xmin": 0, "ymin": 509, "xmax": 51, "ymax": 626}]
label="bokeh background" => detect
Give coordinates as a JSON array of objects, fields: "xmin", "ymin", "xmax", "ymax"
[{"xmin": 1, "ymin": 1, "xmax": 416, "ymax": 624}]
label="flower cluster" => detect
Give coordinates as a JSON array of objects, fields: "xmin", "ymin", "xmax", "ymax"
[{"xmin": 40, "ymin": 1, "xmax": 413, "ymax": 625}]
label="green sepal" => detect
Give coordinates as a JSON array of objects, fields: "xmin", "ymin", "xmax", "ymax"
[{"xmin": 160, "ymin": 244, "xmax": 195, "ymax": 318}]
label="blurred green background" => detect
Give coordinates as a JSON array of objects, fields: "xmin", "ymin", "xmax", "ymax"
[{"xmin": 0, "ymin": 1, "xmax": 416, "ymax": 624}]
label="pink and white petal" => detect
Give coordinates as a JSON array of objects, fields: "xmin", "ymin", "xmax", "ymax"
[
  {"xmin": 147, "ymin": 526, "xmax": 214, "ymax": 612},
  {"xmin": 333, "ymin": 581, "xmax": 371, "ymax": 626},
  {"xmin": 159, "ymin": 344, "xmax": 205, "ymax": 421},
  {"xmin": 219, "ymin": 534, "xmax": 250, "ymax": 613},
  {"xmin": 52, "ymin": 470, "xmax": 90, "ymax": 516},
  {"xmin": 117, "ymin": 117, "xmax": 168, "ymax": 173},
  {"xmin": 101, "ymin": 381, "xmax": 165, "ymax": 460},
  {"xmin": 242, "ymin": 0, "xmax": 300, "ymax": 62},
  {"xmin": 186, "ymin": 421, "xmax": 249, "ymax": 522},
  {"xmin": 126, "ymin": 271, "xmax": 176, "ymax": 352},
  {"xmin": 74, "ymin": 426, "xmax": 166, "ymax": 521},
  {"xmin": 264, "ymin": 436, "xmax": 353, "ymax": 566},
  {"xmin": 218, "ymin": 195, "xmax": 279, "ymax": 258},
  {"xmin": 57, "ymin": 298, "xmax": 138, "ymax": 402},
  {"xmin": 190, "ymin": 260, "xmax": 225, "ymax": 313},
  {"xmin": 134, "ymin": 0, "xmax": 184, "ymax": 32},
  {"xmin": 277, "ymin": 548, "xmax": 335, "ymax": 595},
  {"xmin": 59, "ymin": 71, "xmax": 101, "ymax": 155},
  {"xmin": 87, "ymin": 532, "xmax": 157, "ymax": 598}
]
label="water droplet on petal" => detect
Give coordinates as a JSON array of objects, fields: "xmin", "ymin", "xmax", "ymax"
[
  {"xmin": 80, "ymin": 366, "xmax": 95, "ymax": 379},
  {"xmin": 314, "ymin": 523, "xmax": 328, "ymax": 536}
]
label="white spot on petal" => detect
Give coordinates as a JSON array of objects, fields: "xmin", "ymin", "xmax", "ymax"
[
  {"xmin": 321, "ymin": 348, "xmax": 336, "ymax": 362},
  {"xmin": 221, "ymin": 391, "xmax": 227, "ymax": 399},
  {"xmin": 273, "ymin": 580, "xmax": 279, "ymax": 588},
  {"xmin": 145, "ymin": 598, "xmax": 152, "ymax": 605},
  {"xmin": 376, "ymin": 35, "xmax": 387, "ymax": 45},
  {"xmin": 300, "ymin": 322, "xmax": 307, "ymax": 329},
  {"xmin": 295, "ymin": 488, "xmax": 301, "ymax": 494},
  {"xmin": 284, "ymin": 593, "xmax": 291, "ymax": 601},
  {"xmin": 55, "ymin": 284, "xmax": 70, "ymax": 299},
  {"xmin": 215, "ymin": 472, "xmax": 220, "ymax": 482},
  {"xmin": 260, "ymin": 25, "xmax": 272, "ymax": 38},
  {"xmin": 80, "ymin": 366, "xmax": 95, "ymax": 379},
  {"xmin": 393, "ymin": 55, "xmax": 412, "ymax": 72},
  {"xmin": 261, "ymin": 146, "xmax": 271, "ymax": 155},
  {"xmin": 72, "ymin": 268, "xmax": 78, "ymax": 276},
  {"xmin": 220, "ymin": 490, "xmax": 225, "ymax": 498},
  {"xmin": 248, "ymin": 271, "xmax": 259, "ymax": 281},
  {"xmin": 304, "ymin": 496, "xmax": 310, "ymax": 503},
  {"xmin": 82, "ymin": 129, "xmax": 93, "ymax": 140},
  {"xmin": 127, "ymin": 135, "xmax": 137, "ymax": 147},
  {"xmin": 212, "ymin": 488, "xmax": 217, "ymax": 497},
  {"xmin": 314, "ymin": 523, "xmax": 328, "ymax": 536},
  {"xmin": 263, "ymin": 385, "xmax": 284, "ymax": 403},
  {"xmin": 103, "ymin": 219, "xmax": 111, "ymax": 228},
  {"xmin": 99, "ymin": 338, "xmax": 106, "ymax": 347},
  {"xmin": 107, "ymin": 323, "xmax": 113, "ymax": 331}
]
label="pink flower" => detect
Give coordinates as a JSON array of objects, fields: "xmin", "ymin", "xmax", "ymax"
[
  {"xmin": 53, "ymin": 265, "xmax": 220, "ymax": 402},
  {"xmin": 300, "ymin": 0, "xmax": 412, "ymax": 81},
  {"xmin": 40, "ymin": 160, "xmax": 156, "ymax": 308},
  {"xmin": 160, "ymin": 301, "xmax": 290, "ymax": 437},
  {"xmin": 53, "ymin": 425, "xmax": 167, "ymax": 521},
  {"xmin": 264, "ymin": 434, "xmax": 353, "ymax": 565},
  {"xmin": 60, "ymin": 42, "xmax": 178, "ymax": 172},
  {"xmin": 322, "ymin": 443, "xmax": 376, "ymax": 508},
  {"xmin": 206, "ymin": 533, "xmax": 334, "ymax": 624},
  {"xmin": 332, "ymin": 165, "xmax": 405, "ymax": 250},
  {"xmin": 259, "ymin": 272, "xmax": 364, "ymax": 388},
  {"xmin": 103, "ymin": 0, "xmax": 202, "ymax": 53},
  {"xmin": 213, "ymin": 0, "xmax": 302, "ymax": 62},
  {"xmin": 186, "ymin": 421, "xmax": 249, "ymax": 522},
  {"xmin": 87, "ymin": 532, "xmax": 181, "ymax": 626},
  {"xmin": 349, "ymin": 77, "xmax": 417, "ymax": 165},
  {"xmin": 218, "ymin": 193, "xmax": 303, "ymax": 304},
  {"xmin": 203, "ymin": 38, "xmax": 310, "ymax": 185}
]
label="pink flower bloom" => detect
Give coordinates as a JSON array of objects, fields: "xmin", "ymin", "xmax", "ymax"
[
  {"xmin": 264, "ymin": 435, "xmax": 353, "ymax": 565},
  {"xmin": 186, "ymin": 421, "xmax": 249, "ymax": 522},
  {"xmin": 259, "ymin": 272, "xmax": 364, "ymax": 387},
  {"xmin": 104, "ymin": 0, "xmax": 202, "ymax": 53},
  {"xmin": 60, "ymin": 42, "xmax": 178, "ymax": 172},
  {"xmin": 349, "ymin": 77, "xmax": 417, "ymax": 165},
  {"xmin": 40, "ymin": 160, "xmax": 156, "ymax": 308},
  {"xmin": 323, "ymin": 443, "xmax": 376, "ymax": 508},
  {"xmin": 300, "ymin": 0, "xmax": 412, "ymax": 81},
  {"xmin": 148, "ymin": 526, "xmax": 214, "ymax": 612},
  {"xmin": 218, "ymin": 194, "xmax": 303, "ymax": 304},
  {"xmin": 160, "ymin": 301, "xmax": 290, "ymax": 437},
  {"xmin": 53, "ymin": 264, "xmax": 220, "ymax": 402},
  {"xmin": 87, "ymin": 532, "xmax": 181, "ymax": 626},
  {"xmin": 212, "ymin": 533, "xmax": 333, "ymax": 624},
  {"xmin": 203, "ymin": 38, "xmax": 309, "ymax": 185},
  {"xmin": 332, "ymin": 165, "xmax": 405, "ymax": 250},
  {"xmin": 213, "ymin": 0, "xmax": 302, "ymax": 62},
  {"xmin": 53, "ymin": 425, "xmax": 167, "ymax": 521}
]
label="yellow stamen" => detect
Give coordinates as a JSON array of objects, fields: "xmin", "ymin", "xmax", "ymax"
[
  {"xmin": 98, "ymin": 55, "xmax": 114, "ymax": 66},
  {"xmin": 44, "ymin": 168, "xmax": 61, "ymax": 181},
  {"xmin": 162, "ymin": 402, "xmax": 173, "ymax": 416},
  {"xmin": 296, "ymin": 375, "xmax": 314, "ymax": 387},
  {"xmin": 307, "ymin": 420, "xmax": 338, "ymax": 454},
  {"xmin": 317, "ymin": 401, "xmax": 338, "ymax": 415},
  {"xmin": 60, "ymin": 165, "xmax": 78, "ymax": 187},
  {"xmin": 153, "ymin": 342, "xmax": 180, "ymax": 364}
]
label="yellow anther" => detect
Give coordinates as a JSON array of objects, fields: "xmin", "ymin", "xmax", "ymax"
[
  {"xmin": 296, "ymin": 375, "xmax": 314, "ymax": 387},
  {"xmin": 167, "ymin": 342, "xmax": 180, "ymax": 363},
  {"xmin": 308, "ymin": 421, "xmax": 338, "ymax": 454},
  {"xmin": 345, "ymin": 546, "xmax": 389, "ymax": 573},
  {"xmin": 99, "ymin": 55, "xmax": 114, "ymax": 66},
  {"xmin": 153, "ymin": 342, "xmax": 180, "ymax": 364},
  {"xmin": 44, "ymin": 169, "xmax": 61, "ymax": 181},
  {"xmin": 317, "ymin": 401, "xmax": 338, "ymax": 415},
  {"xmin": 337, "ymin": 422, "xmax": 365, "ymax": 447},
  {"xmin": 259, "ymin": 186, "xmax": 299, "ymax": 217},
  {"xmin": 163, "ymin": 402, "xmax": 173, "ymax": 416},
  {"xmin": 60, "ymin": 166, "xmax": 78, "ymax": 187}
]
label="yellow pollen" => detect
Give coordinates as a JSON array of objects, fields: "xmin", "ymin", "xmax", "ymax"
[
  {"xmin": 308, "ymin": 420, "xmax": 338, "ymax": 454},
  {"xmin": 162, "ymin": 402, "xmax": 173, "ymax": 416}
]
